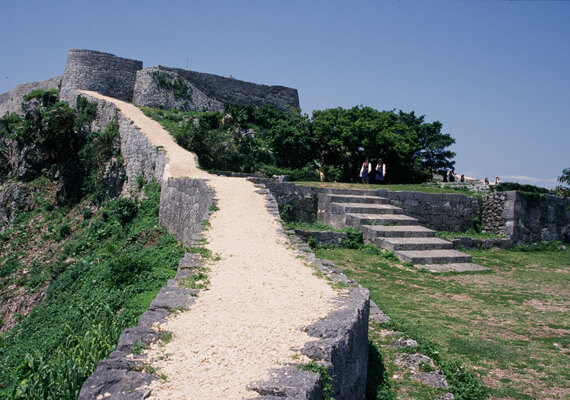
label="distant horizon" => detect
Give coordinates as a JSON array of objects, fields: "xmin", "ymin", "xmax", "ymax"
[{"xmin": 1, "ymin": 1, "xmax": 568, "ymax": 189}]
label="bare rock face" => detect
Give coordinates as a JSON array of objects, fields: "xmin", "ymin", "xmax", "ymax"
[
  {"xmin": 0, "ymin": 76, "xmax": 62, "ymax": 116},
  {"xmin": 0, "ymin": 181, "xmax": 31, "ymax": 231}
]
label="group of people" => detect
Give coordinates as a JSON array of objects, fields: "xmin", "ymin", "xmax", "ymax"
[
  {"xmin": 446, "ymin": 170, "xmax": 500, "ymax": 185},
  {"xmin": 359, "ymin": 157, "xmax": 386, "ymax": 184},
  {"xmin": 359, "ymin": 160, "xmax": 501, "ymax": 187}
]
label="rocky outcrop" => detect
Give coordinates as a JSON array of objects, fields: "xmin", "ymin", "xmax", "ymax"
[
  {"xmin": 0, "ymin": 76, "xmax": 61, "ymax": 116},
  {"xmin": 0, "ymin": 181, "xmax": 31, "ymax": 231}
]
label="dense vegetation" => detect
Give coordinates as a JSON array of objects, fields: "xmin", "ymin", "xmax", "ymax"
[
  {"xmin": 141, "ymin": 104, "xmax": 456, "ymax": 183},
  {"xmin": 0, "ymin": 91, "xmax": 186, "ymax": 398}
]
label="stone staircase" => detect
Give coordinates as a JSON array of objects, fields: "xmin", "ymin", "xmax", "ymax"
[{"xmin": 319, "ymin": 191, "xmax": 489, "ymax": 272}]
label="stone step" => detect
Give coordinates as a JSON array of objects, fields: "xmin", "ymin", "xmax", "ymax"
[
  {"xmin": 347, "ymin": 213, "xmax": 419, "ymax": 227},
  {"xmin": 394, "ymin": 249, "xmax": 472, "ymax": 264},
  {"xmin": 331, "ymin": 202, "xmax": 403, "ymax": 215},
  {"xmin": 415, "ymin": 263, "xmax": 491, "ymax": 273},
  {"xmin": 362, "ymin": 225, "xmax": 436, "ymax": 239},
  {"xmin": 328, "ymin": 194, "xmax": 388, "ymax": 204},
  {"xmin": 377, "ymin": 237, "xmax": 453, "ymax": 251}
]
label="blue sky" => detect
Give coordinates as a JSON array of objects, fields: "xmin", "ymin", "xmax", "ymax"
[{"xmin": 1, "ymin": 0, "xmax": 568, "ymax": 187}]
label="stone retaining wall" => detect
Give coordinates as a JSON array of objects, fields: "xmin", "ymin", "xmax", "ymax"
[
  {"xmin": 379, "ymin": 190, "xmax": 478, "ymax": 232},
  {"xmin": 293, "ymin": 229, "xmax": 349, "ymax": 247},
  {"xmin": 252, "ymin": 179, "xmax": 570, "ymax": 245},
  {"xmin": 159, "ymin": 177, "xmax": 215, "ymax": 246},
  {"xmin": 250, "ymin": 179, "xmax": 479, "ymax": 232},
  {"xmin": 78, "ymin": 92, "xmax": 168, "ymax": 192}
]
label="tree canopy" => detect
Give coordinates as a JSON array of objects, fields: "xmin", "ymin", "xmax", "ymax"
[{"xmin": 142, "ymin": 104, "xmax": 457, "ymax": 184}]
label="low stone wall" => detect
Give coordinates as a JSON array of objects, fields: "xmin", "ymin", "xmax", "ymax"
[
  {"xmin": 450, "ymin": 237, "xmax": 512, "ymax": 250},
  {"xmin": 482, "ymin": 192, "xmax": 507, "ymax": 235},
  {"xmin": 508, "ymin": 191, "xmax": 570, "ymax": 244},
  {"xmin": 378, "ymin": 190, "xmax": 478, "ymax": 232},
  {"xmin": 251, "ymin": 179, "xmax": 480, "ymax": 233},
  {"xmin": 249, "ymin": 178, "xmax": 322, "ymax": 222},
  {"xmin": 294, "ymin": 229, "xmax": 348, "ymax": 247},
  {"xmin": 481, "ymin": 191, "xmax": 570, "ymax": 245}
]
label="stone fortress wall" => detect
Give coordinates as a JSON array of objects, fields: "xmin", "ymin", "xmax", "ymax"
[
  {"xmin": 60, "ymin": 49, "xmax": 143, "ymax": 104},
  {"xmin": 0, "ymin": 48, "xmax": 300, "ymax": 115}
]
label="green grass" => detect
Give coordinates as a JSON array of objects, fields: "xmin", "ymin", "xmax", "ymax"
[
  {"xmin": 436, "ymin": 229, "xmax": 504, "ymax": 240},
  {"xmin": 298, "ymin": 181, "xmax": 481, "ymax": 196},
  {"xmin": 314, "ymin": 244, "xmax": 570, "ymax": 400}
]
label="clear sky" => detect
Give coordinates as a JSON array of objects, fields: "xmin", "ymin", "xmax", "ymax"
[{"xmin": 1, "ymin": 0, "xmax": 568, "ymax": 187}]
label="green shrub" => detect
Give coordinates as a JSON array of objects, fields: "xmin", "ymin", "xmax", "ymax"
[
  {"xmin": 109, "ymin": 197, "xmax": 138, "ymax": 225},
  {"xmin": 280, "ymin": 204, "xmax": 294, "ymax": 222},
  {"xmin": 55, "ymin": 223, "xmax": 71, "ymax": 241},
  {"xmin": 107, "ymin": 252, "xmax": 151, "ymax": 287},
  {"xmin": 344, "ymin": 228, "xmax": 364, "ymax": 249}
]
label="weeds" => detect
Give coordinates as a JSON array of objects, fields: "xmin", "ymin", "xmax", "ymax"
[{"xmin": 298, "ymin": 361, "xmax": 335, "ymax": 400}]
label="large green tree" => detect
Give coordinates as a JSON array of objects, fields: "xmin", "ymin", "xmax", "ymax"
[{"xmin": 310, "ymin": 106, "xmax": 455, "ymax": 183}]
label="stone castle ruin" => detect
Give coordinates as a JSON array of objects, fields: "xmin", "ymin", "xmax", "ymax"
[{"xmin": 0, "ymin": 48, "xmax": 300, "ymax": 115}]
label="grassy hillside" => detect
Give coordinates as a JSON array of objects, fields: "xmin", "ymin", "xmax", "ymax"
[
  {"xmin": 0, "ymin": 90, "xmax": 188, "ymax": 399},
  {"xmin": 0, "ymin": 180, "xmax": 185, "ymax": 399}
]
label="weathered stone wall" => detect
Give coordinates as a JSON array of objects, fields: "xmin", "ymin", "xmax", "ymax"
[
  {"xmin": 294, "ymin": 229, "xmax": 349, "ymax": 247},
  {"xmin": 481, "ymin": 191, "xmax": 570, "ymax": 244},
  {"xmin": 3, "ymin": 48, "xmax": 299, "ymax": 115},
  {"xmin": 156, "ymin": 65, "xmax": 300, "ymax": 111},
  {"xmin": 77, "ymin": 92, "xmax": 167, "ymax": 192},
  {"xmin": 159, "ymin": 177, "xmax": 215, "ymax": 246},
  {"xmin": 379, "ymin": 190, "xmax": 478, "ymax": 232},
  {"xmin": 60, "ymin": 49, "xmax": 143, "ymax": 104},
  {"xmin": 482, "ymin": 191, "xmax": 507, "ymax": 235},
  {"xmin": 0, "ymin": 76, "xmax": 62, "ymax": 116},
  {"xmin": 249, "ymin": 178, "xmax": 322, "ymax": 222},
  {"xmin": 133, "ymin": 67, "xmax": 223, "ymax": 111},
  {"xmin": 251, "ymin": 179, "xmax": 480, "ymax": 232},
  {"xmin": 507, "ymin": 191, "xmax": 569, "ymax": 244}
]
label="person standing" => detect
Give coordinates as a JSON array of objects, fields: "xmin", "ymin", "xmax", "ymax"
[
  {"xmin": 375, "ymin": 157, "xmax": 386, "ymax": 183},
  {"xmin": 360, "ymin": 157, "xmax": 371, "ymax": 184}
]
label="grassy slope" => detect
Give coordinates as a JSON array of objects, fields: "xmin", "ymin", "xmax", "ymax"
[
  {"xmin": 0, "ymin": 181, "xmax": 185, "ymax": 398},
  {"xmin": 315, "ymin": 245, "xmax": 570, "ymax": 400}
]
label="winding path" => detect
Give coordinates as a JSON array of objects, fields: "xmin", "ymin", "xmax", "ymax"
[{"xmin": 81, "ymin": 91, "xmax": 337, "ymax": 399}]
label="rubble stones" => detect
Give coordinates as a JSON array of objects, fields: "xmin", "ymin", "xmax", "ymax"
[
  {"xmin": 392, "ymin": 337, "xmax": 418, "ymax": 349},
  {"xmin": 412, "ymin": 371, "xmax": 449, "ymax": 388},
  {"xmin": 394, "ymin": 353, "xmax": 435, "ymax": 370}
]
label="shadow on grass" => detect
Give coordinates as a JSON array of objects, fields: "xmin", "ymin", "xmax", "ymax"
[{"xmin": 366, "ymin": 342, "xmax": 396, "ymax": 400}]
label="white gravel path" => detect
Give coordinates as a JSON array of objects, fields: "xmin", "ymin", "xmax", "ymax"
[{"xmin": 81, "ymin": 91, "xmax": 337, "ymax": 399}]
